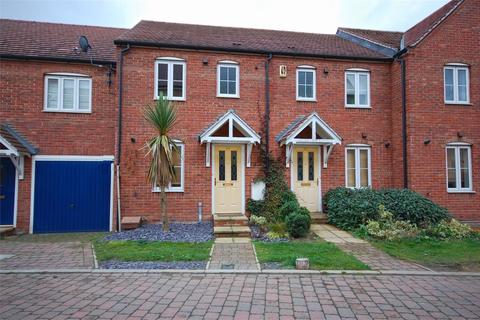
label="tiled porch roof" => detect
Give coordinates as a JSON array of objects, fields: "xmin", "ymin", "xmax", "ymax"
[{"xmin": 0, "ymin": 123, "xmax": 38, "ymax": 155}]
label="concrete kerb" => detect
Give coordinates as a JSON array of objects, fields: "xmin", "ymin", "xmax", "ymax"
[
  {"xmin": 205, "ymin": 242, "xmax": 215, "ymax": 270},
  {"xmin": 91, "ymin": 243, "xmax": 99, "ymax": 269},
  {"xmin": 1, "ymin": 269, "xmax": 480, "ymax": 277},
  {"xmin": 250, "ymin": 241, "xmax": 261, "ymax": 270}
]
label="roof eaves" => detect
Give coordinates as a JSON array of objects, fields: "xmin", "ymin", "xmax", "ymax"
[
  {"xmin": 0, "ymin": 54, "xmax": 116, "ymax": 65},
  {"xmin": 114, "ymin": 39, "xmax": 393, "ymax": 62},
  {"xmin": 1, "ymin": 123, "xmax": 39, "ymax": 155}
]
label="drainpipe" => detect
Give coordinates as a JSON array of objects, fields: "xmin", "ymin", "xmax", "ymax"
[
  {"xmin": 400, "ymin": 58, "xmax": 408, "ymax": 189},
  {"xmin": 116, "ymin": 45, "xmax": 130, "ymax": 232},
  {"xmin": 264, "ymin": 53, "xmax": 273, "ymax": 171}
]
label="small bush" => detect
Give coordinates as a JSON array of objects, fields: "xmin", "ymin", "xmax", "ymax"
[
  {"xmin": 247, "ymin": 199, "xmax": 265, "ymax": 217},
  {"xmin": 279, "ymin": 201, "xmax": 300, "ymax": 221},
  {"xmin": 269, "ymin": 222, "xmax": 288, "ymax": 235},
  {"xmin": 250, "ymin": 215, "xmax": 267, "ymax": 228},
  {"xmin": 281, "ymin": 190, "xmax": 298, "ymax": 204},
  {"xmin": 427, "ymin": 219, "xmax": 472, "ymax": 239},
  {"xmin": 364, "ymin": 205, "xmax": 419, "ymax": 241},
  {"xmin": 266, "ymin": 231, "xmax": 288, "ymax": 240},
  {"xmin": 325, "ymin": 187, "xmax": 450, "ymax": 230},
  {"xmin": 286, "ymin": 212, "xmax": 311, "ymax": 238}
]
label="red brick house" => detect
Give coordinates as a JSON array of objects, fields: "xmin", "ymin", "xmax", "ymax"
[{"xmin": 0, "ymin": 0, "xmax": 478, "ymax": 233}]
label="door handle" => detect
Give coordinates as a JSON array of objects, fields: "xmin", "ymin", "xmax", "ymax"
[
  {"xmin": 0, "ymin": 195, "xmax": 5, "ymax": 200},
  {"xmin": 214, "ymin": 178, "xmax": 217, "ymax": 186}
]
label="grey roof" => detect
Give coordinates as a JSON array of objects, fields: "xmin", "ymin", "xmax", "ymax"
[
  {"xmin": 0, "ymin": 123, "xmax": 38, "ymax": 155},
  {"xmin": 275, "ymin": 115, "xmax": 307, "ymax": 142}
]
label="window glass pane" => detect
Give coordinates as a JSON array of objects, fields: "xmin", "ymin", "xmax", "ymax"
[
  {"xmin": 231, "ymin": 150, "xmax": 237, "ymax": 181},
  {"xmin": 298, "ymin": 84, "xmax": 306, "ymax": 98},
  {"xmin": 158, "ymin": 81, "xmax": 168, "ymax": 97},
  {"xmin": 306, "ymin": 71, "xmax": 313, "ymax": 84},
  {"xmin": 228, "ymin": 67, "xmax": 236, "ymax": 81},
  {"xmin": 173, "ymin": 64, "xmax": 183, "ymax": 81},
  {"xmin": 220, "ymin": 81, "xmax": 227, "ymax": 94},
  {"xmin": 457, "ymin": 69, "xmax": 467, "ymax": 86},
  {"xmin": 228, "ymin": 81, "xmax": 236, "ymax": 95},
  {"xmin": 172, "ymin": 148, "xmax": 181, "ymax": 166},
  {"xmin": 308, "ymin": 152, "xmax": 314, "ymax": 181},
  {"xmin": 460, "ymin": 148, "xmax": 470, "ymax": 188},
  {"xmin": 347, "ymin": 149, "xmax": 356, "ymax": 188},
  {"xmin": 359, "ymin": 74, "xmax": 368, "ymax": 105},
  {"xmin": 445, "ymin": 84, "xmax": 454, "ymax": 101},
  {"xmin": 47, "ymin": 78, "xmax": 59, "ymax": 109},
  {"xmin": 447, "ymin": 148, "xmax": 456, "ymax": 189},
  {"xmin": 219, "ymin": 151, "xmax": 225, "ymax": 181},
  {"xmin": 62, "ymin": 79, "xmax": 75, "ymax": 109},
  {"xmin": 171, "ymin": 167, "xmax": 181, "ymax": 187},
  {"xmin": 360, "ymin": 169, "xmax": 368, "ymax": 187},
  {"xmin": 305, "ymin": 85, "xmax": 313, "ymax": 98},
  {"xmin": 78, "ymin": 80, "xmax": 90, "ymax": 110},
  {"xmin": 360, "ymin": 149, "xmax": 369, "ymax": 187},
  {"xmin": 298, "ymin": 71, "xmax": 305, "ymax": 83},
  {"xmin": 346, "ymin": 74, "xmax": 355, "ymax": 105},
  {"xmin": 220, "ymin": 67, "xmax": 228, "ymax": 80},
  {"xmin": 172, "ymin": 80, "xmax": 183, "ymax": 97},
  {"xmin": 297, "ymin": 152, "xmax": 303, "ymax": 181},
  {"xmin": 445, "ymin": 69, "xmax": 454, "ymax": 101},
  {"xmin": 158, "ymin": 63, "xmax": 168, "ymax": 80}
]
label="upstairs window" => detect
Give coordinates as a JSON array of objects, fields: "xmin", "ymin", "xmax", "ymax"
[
  {"xmin": 446, "ymin": 144, "xmax": 472, "ymax": 192},
  {"xmin": 346, "ymin": 145, "xmax": 371, "ymax": 188},
  {"xmin": 345, "ymin": 70, "xmax": 370, "ymax": 108},
  {"xmin": 217, "ymin": 62, "xmax": 239, "ymax": 98},
  {"xmin": 44, "ymin": 74, "xmax": 92, "ymax": 112},
  {"xmin": 296, "ymin": 66, "xmax": 316, "ymax": 101},
  {"xmin": 155, "ymin": 58, "xmax": 186, "ymax": 100},
  {"xmin": 444, "ymin": 65, "xmax": 469, "ymax": 104}
]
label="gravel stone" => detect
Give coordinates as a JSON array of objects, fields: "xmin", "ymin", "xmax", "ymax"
[
  {"xmin": 261, "ymin": 262, "xmax": 288, "ymax": 270},
  {"xmin": 103, "ymin": 222, "xmax": 214, "ymax": 242},
  {"xmin": 250, "ymin": 225, "xmax": 289, "ymax": 243},
  {"xmin": 100, "ymin": 261, "xmax": 207, "ymax": 269}
]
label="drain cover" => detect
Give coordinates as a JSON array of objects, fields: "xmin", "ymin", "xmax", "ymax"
[{"xmin": 221, "ymin": 264, "xmax": 235, "ymax": 269}]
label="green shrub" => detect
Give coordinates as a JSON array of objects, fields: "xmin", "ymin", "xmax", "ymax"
[
  {"xmin": 250, "ymin": 215, "xmax": 267, "ymax": 228},
  {"xmin": 266, "ymin": 231, "xmax": 288, "ymax": 240},
  {"xmin": 279, "ymin": 201, "xmax": 299, "ymax": 221},
  {"xmin": 364, "ymin": 205, "xmax": 419, "ymax": 240},
  {"xmin": 426, "ymin": 219, "xmax": 472, "ymax": 239},
  {"xmin": 247, "ymin": 199, "xmax": 265, "ymax": 217},
  {"xmin": 325, "ymin": 187, "xmax": 450, "ymax": 230},
  {"xmin": 296, "ymin": 207, "xmax": 311, "ymax": 221},
  {"xmin": 268, "ymin": 221, "xmax": 288, "ymax": 235},
  {"xmin": 281, "ymin": 190, "xmax": 298, "ymax": 204},
  {"xmin": 286, "ymin": 212, "xmax": 311, "ymax": 238}
]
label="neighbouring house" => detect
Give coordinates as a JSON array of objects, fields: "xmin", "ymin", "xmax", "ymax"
[{"xmin": 0, "ymin": 0, "xmax": 478, "ymax": 234}]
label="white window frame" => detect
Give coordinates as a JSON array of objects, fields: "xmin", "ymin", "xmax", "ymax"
[
  {"xmin": 345, "ymin": 145, "xmax": 372, "ymax": 188},
  {"xmin": 217, "ymin": 61, "xmax": 240, "ymax": 98},
  {"xmin": 152, "ymin": 143, "xmax": 185, "ymax": 192},
  {"xmin": 296, "ymin": 66, "xmax": 316, "ymax": 101},
  {"xmin": 345, "ymin": 69, "xmax": 370, "ymax": 108},
  {"xmin": 444, "ymin": 65, "xmax": 470, "ymax": 104},
  {"xmin": 43, "ymin": 74, "xmax": 92, "ymax": 113},
  {"xmin": 154, "ymin": 57, "xmax": 186, "ymax": 101},
  {"xmin": 446, "ymin": 143, "xmax": 473, "ymax": 193}
]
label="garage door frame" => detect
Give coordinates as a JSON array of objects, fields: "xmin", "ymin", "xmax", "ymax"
[{"xmin": 29, "ymin": 155, "xmax": 114, "ymax": 234}]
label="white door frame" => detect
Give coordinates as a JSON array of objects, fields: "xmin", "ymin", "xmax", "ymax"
[
  {"xmin": 211, "ymin": 144, "xmax": 245, "ymax": 215},
  {"xmin": 0, "ymin": 156, "xmax": 18, "ymax": 228},
  {"xmin": 290, "ymin": 145, "xmax": 322, "ymax": 211},
  {"xmin": 29, "ymin": 155, "xmax": 115, "ymax": 234}
]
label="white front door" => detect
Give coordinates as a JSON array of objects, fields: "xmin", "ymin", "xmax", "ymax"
[
  {"xmin": 292, "ymin": 146, "xmax": 320, "ymax": 212},
  {"xmin": 213, "ymin": 145, "xmax": 243, "ymax": 214}
]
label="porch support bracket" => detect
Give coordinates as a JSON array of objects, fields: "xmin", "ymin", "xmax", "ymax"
[
  {"xmin": 246, "ymin": 143, "xmax": 252, "ymax": 168},
  {"xmin": 323, "ymin": 145, "xmax": 334, "ymax": 168}
]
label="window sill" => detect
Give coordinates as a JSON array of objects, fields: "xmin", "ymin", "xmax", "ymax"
[
  {"xmin": 447, "ymin": 190, "xmax": 475, "ymax": 194},
  {"xmin": 345, "ymin": 105, "xmax": 371, "ymax": 109},
  {"xmin": 445, "ymin": 102, "xmax": 472, "ymax": 106},
  {"xmin": 152, "ymin": 189, "xmax": 184, "ymax": 193},
  {"xmin": 217, "ymin": 95, "xmax": 240, "ymax": 99},
  {"xmin": 154, "ymin": 97, "xmax": 186, "ymax": 102},
  {"xmin": 296, "ymin": 98, "xmax": 317, "ymax": 102},
  {"xmin": 43, "ymin": 109, "xmax": 92, "ymax": 114}
]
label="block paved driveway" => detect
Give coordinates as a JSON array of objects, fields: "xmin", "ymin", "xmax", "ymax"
[
  {"xmin": 0, "ymin": 241, "xmax": 95, "ymax": 270},
  {"xmin": 1, "ymin": 272, "xmax": 479, "ymax": 319}
]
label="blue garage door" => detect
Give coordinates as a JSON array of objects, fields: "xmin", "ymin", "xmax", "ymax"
[{"xmin": 33, "ymin": 159, "xmax": 112, "ymax": 233}]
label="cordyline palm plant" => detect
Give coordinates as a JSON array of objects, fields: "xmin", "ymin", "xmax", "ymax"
[{"xmin": 143, "ymin": 93, "xmax": 179, "ymax": 232}]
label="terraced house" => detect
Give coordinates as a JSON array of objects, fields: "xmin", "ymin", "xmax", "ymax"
[{"xmin": 0, "ymin": 0, "xmax": 478, "ymax": 234}]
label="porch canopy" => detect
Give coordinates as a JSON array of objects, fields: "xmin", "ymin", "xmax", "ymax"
[
  {"xmin": 199, "ymin": 109, "xmax": 260, "ymax": 167},
  {"xmin": 275, "ymin": 112, "xmax": 342, "ymax": 168},
  {"xmin": 0, "ymin": 123, "xmax": 38, "ymax": 179}
]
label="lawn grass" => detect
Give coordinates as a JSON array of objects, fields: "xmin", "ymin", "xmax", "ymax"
[
  {"xmin": 372, "ymin": 238, "xmax": 480, "ymax": 271},
  {"xmin": 254, "ymin": 240, "xmax": 370, "ymax": 270},
  {"xmin": 94, "ymin": 240, "xmax": 213, "ymax": 262}
]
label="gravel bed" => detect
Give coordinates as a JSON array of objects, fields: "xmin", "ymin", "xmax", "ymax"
[
  {"xmin": 103, "ymin": 222, "xmax": 213, "ymax": 242},
  {"xmin": 250, "ymin": 225, "xmax": 289, "ymax": 243},
  {"xmin": 100, "ymin": 261, "xmax": 207, "ymax": 270}
]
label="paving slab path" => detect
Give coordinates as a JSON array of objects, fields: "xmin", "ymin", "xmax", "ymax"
[
  {"xmin": 1, "ymin": 272, "xmax": 479, "ymax": 319},
  {"xmin": 0, "ymin": 241, "xmax": 95, "ymax": 270},
  {"xmin": 312, "ymin": 224, "xmax": 427, "ymax": 271},
  {"xmin": 207, "ymin": 238, "xmax": 259, "ymax": 270}
]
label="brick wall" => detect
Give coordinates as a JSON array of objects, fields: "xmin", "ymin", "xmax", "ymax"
[{"xmin": 0, "ymin": 60, "xmax": 117, "ymax": 231}]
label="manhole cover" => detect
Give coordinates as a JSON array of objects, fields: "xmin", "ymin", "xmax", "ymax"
[
  {"xmin": 0, "ymin": 254, "xmax": 14, "ymax": 261},
  {"xmin": 221, "ymin": 264, "xmax": 235, "ymax": 269}
]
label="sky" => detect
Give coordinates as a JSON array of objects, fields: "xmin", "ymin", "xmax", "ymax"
[{"xmin": 0, "ymin": 0, "xmax": 450, "ymax": 33}]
